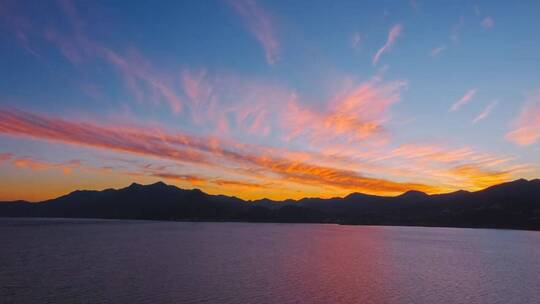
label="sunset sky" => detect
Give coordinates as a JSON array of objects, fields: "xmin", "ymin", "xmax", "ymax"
[{"xmin": 1, "ymin": 0, "xmax": 539, "ymax": 201}]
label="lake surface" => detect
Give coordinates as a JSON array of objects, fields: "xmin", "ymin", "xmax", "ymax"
[{"xmin": 1, "ymin": 218, "xmax": 540, "ymax": 304}]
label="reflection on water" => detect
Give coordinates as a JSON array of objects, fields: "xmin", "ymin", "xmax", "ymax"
[{"xmin": 1, "ymin": 218, "xmax": 539, "ymax": 304}]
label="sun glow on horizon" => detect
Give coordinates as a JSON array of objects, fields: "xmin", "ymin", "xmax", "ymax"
[{"xmin": 0, "ymin": 0, "xmax": 539, "ymax": 201}]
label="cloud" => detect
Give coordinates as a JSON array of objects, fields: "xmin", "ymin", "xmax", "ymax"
[
  {"xmin": 451, "ymin": 16, "xmax": 465, "ymax": 42},
  {"xmin": 150, "ymin": 172, "xmax": 207, "ymax": 186},
  {"xmin": 446, "ymin": 164, "xmax": 514, "ymax": 190},
  {"xmin": 481, "ymin": 17, "xmax": 494, "ymax": 30},
  {"xmin": 0, "ymin": 1, "xmax": 40, "ymax": 57},
  {"xmin": 282, "ymin": 78, "xmax": 406, "ymax": 144},
  {"xmin": 0, "ymin": 108, "xmax": 208, "ymax": 165},
  {"xmin": 430, "ymin": 45, "xmax": 446, "ymax": 57},
  {"xmin": 0, "ymin": 152, "xmax": 13, "ymax": 163},
  {"xmin": 472, "ymin": 100, "xmax": 498, "ymax": 124},
  {"xmin": 351, "ymin": 32, "xmax": 362, "ymax": 50},
  {"xmin": 33, "ymin": 1, "xmax": 186, "ymax": 114},
  {"xmin": 373, "ymin": 24, "xmax": 403, "ymax": 65},
  {"xmin": 506, "ymin": 90, "xmax": 540, "ymax": 146},
  {"xmin": 227, "ymin": 0, "xmax": 280, "ymax": 65},
  {"xmin": 212, "ymin": 179, "xmax": 270, "ymax": 190},
  {"xmin": 98, "ymin": 48, "xmax": 184, "ymax": 114},
  {"xmin": 450, "ymin": 89, "xmax": 477, "ymax": 112},
  {"xmin": 11, "ymin": 156, "xmax": 81, "ymax": 174},
  {"xmin": 0, "ymin": 107, "xmax": 443, "ymax": 196}
]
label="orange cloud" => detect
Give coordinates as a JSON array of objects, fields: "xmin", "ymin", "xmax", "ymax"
[
  {"xmin": 0, "ymin": 108, "xmax": 443, "ymax": 197},
  {"xmin": 450, "ymin": 89, "xmax": 477, "ymax": 112},
  {"xmin": 245, "ymin": 154, "xmax": 440, "ymax": 195},
  {"xmin": 150, "ymin": 172, "xmax": 207, "ymax": 186},
  {"xmin": 446, "ymin": 164, "xmax": 512, "ymax": 190},
  {"xmin": 227, "ymin": 0, "xmax": 279, "ymax": 65},
  {"xmin": 212, "ymin": 179, "xmax": 270, "ymax": 190},
  {"xmin": 373, "ymin": 24, "xmax": 402, "ymax": 65},
  {"xmin": 282, "ymin": 79, "xmax": 405, "ymax": 144},
  {"xmin": 11, "ymin": 157, "xmax": 81, "ymax": 174},
  {"xmin": 506, "ymin": 90, "xmax": 540, "ymax": 146}
]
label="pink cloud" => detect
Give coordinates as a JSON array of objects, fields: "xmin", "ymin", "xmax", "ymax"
[
  {"xmin": 373, "ymin": 24, "xmax": 403, "ymax": 65},
  {"xmin": 507, "ymin": 90, "xmax": 540, "ymax": 146},
  {"xmin": 450, "ymin": 89, "xmax": 477, "ymax": 112},
  {"xmin": 228, "ymin": 0, "xmax": 280, "ymax": 65},
  {"xmin": 282, "ymin": 78, "xmax": 406, "ymax": 144},
  {"xmin": 0, "ymin": 152, "xmax": 13, "ymax": 163},
  {"xmin": 472, "ymin": 100, "xmax": 498, "ymax": 124}
]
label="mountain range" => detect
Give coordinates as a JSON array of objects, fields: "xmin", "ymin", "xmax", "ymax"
[{"xmin": 1, "ymin": 179, "xmax": 540, "ymax": 230}]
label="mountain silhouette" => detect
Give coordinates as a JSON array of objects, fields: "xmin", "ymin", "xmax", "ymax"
[{"xmin": 1, "ymin": 179, "xmax": 540, "ymax": 230}]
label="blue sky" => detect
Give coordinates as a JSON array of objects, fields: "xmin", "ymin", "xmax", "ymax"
[{"xmin": 0, "ymin": 0, "xmax": 539, "ymax": 201}]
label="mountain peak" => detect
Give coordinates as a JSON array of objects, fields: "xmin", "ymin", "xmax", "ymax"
[
  {"xmin": 149, "ymin": 181, "xmax": 168, "ymax": 188},
  {"xmin": 128, "ymin": 182, "xmax": 143, "ymax": 188},
  {"xmin": 397, "ymin": 190, "xmax": 429, "ymax": 199}
]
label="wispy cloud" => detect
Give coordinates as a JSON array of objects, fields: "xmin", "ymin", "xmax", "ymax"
[
  {"xmin": 373, "ymin": 24, "xmax": 403, "ymax": 65},
  {"xmin": 430, "ymin": 45, "xmax": 446, "ymax": 57},
  {"xmin": 506, "ymin": 90, "xmax": 540, "ymax": 146},
  {"xmin": 481, "ymin": 17, "xmax": 494, "ymax": 30},
  {"xmin": 351, "ymin": 32, "xmax": 362, "ymax": 50},
  {"xmin": 472, "ymin": 100, "xmax": 498, "ymax": 124},
  {"xmin": 12, "ymin": 156, "xmax": 81, "ymax": 174},
  {"xmin": 282, "ymin": 78, "xmax": 406, "ymax": 144},
  {"xmin": 450, "ymin": 16, "xmax": 465, "ymax": 42},
  {"xmin": 450, "ymin": 89, "xmax": 477, "ymax": 112},
  {"xmin": 227, "ymin": 0, "xmax": 280, "ymax": 65},
  {"xmin": 33, "ymin": 0, "xmax": 186, "ymax": 114}
]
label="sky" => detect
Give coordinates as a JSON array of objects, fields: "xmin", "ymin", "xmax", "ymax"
[{"xmin": 1, "ymin": 0, "xmax": 539, "ymax": 201}]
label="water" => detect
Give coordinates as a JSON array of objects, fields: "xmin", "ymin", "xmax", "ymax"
[{"xmin": 1, "ymin": 218, "xmax": 539, "ymax": 304}]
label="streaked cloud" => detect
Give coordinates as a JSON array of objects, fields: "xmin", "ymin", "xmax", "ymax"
[
  {"xmin": 472, "ymin": 100, "xmax": 498, "ymax": 124},
  {"xmin": 450, "ymin": 89, "xmax": 477, "ymax": 112},
  {"xmin": 506, "ymin": 90, "xmax": 540, "ymax": 146},
  {"xmin": 373, "ymin": 24, "xmax": 402, "ymax": 65},
  {"xmin": 227, "ymin": 0, "xmax": 280, "ymax": 65},
  {"xmin": 213, "ymin": 179, "xmax": 270, "ymax": 190},
  {"xmin": 0, "ymin": 107, "xmax": 442, "ymax": 196}
]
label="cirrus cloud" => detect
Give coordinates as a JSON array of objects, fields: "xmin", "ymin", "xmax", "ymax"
[{"xmin": 373, "ymin": 24, "xmax": 403, "ymax": 65}]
